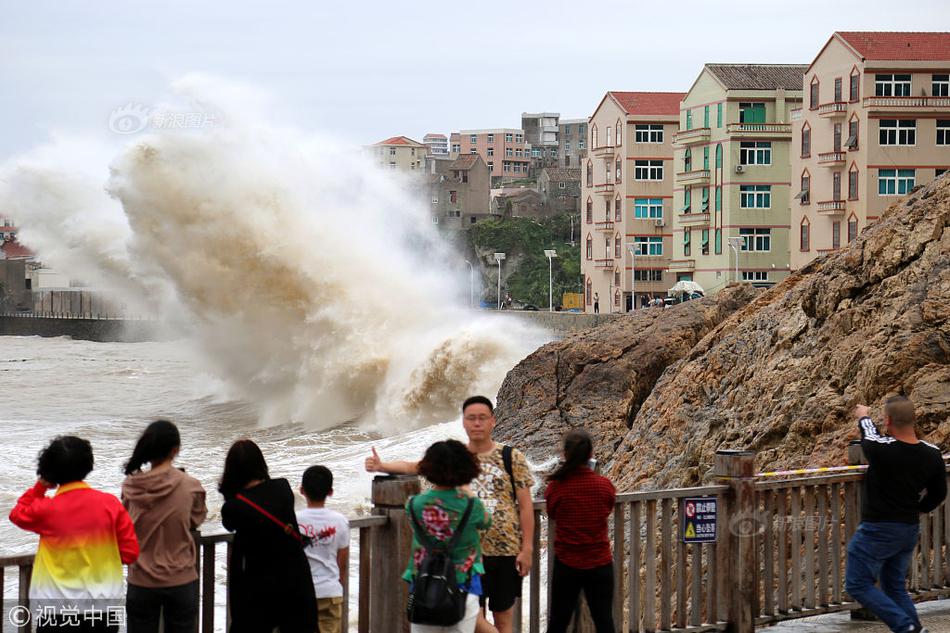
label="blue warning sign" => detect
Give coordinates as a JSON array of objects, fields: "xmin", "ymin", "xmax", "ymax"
[{"xmin": 682, "ymin": 497, "xmax": 718, "ymax": 543}]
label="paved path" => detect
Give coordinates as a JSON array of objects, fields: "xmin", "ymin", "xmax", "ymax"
[{"xmin": 763, "ymin": 600, "xmax": 950, "ymax": 632}]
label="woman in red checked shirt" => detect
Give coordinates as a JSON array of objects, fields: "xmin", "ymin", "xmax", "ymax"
[{"xmin": 543, "ymin": 430, "xmax": 616, "ymax": 633}]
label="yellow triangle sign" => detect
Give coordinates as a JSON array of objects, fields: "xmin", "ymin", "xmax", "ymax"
[{"xmin": 685, "ymin": 522, "xmax": 696, "ymax": 538}]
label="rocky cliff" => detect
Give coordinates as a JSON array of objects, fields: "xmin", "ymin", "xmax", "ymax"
[{"xmin": 495, "ymin": 175, "xmax": 950, "ymax": 489}]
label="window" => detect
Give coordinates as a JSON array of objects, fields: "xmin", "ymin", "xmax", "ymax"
[
  {"xmin": 742, "ymin": 271, "xmax": 769, "ymax": 282},
  {"xmin": 847, "ymin": 118, "xmax": 859, "ymax": 150},
  {"xmin": 832, "ymin": 221, "xmax": 841, "ymax": 249},
  {"xmin": 799, "ymin": 172, "xmax": 810, "ymax": 205},
  {"xmin": 878, "ymin": 169, "xmax": 915, "ymax": 195},
  {"xmin": 604, "ymin": 159, "xmax": 612, "ymax": 184},
  {"xmin": 487, "ymin": 134, "xmax": 494, "ymax": 143},
  {"xmin": 605, "ymin": 198, "xmax": 611, "ymax": 218},
  {"xmin": 703, "ymin": 146, "xmax": 709, "ymax": 170},
  {"xmin": 800, "ymin": 220, "xmax": 810, "ymax": 251},
  {"xmin": 834, "ymin": 77, "xmax": 843, "ymax": 102},
  {"xmin": 470, "ymin": 217, "xmax": 477, "ymax": 224},
  {"xmin": 701, "ymin": 228, "xmax": 709, "ymax": 255},
  {"xmin": 879, "ymin": 120, "xmax": 916, "ymax": 145},
  {"xmin": 739, "ymin": 185, "xmax": 771, "ymax": 209},
  {"xmin": 635, "ymin": 160, "xmax": 663, "ymax": 181},
  {"xmin": 505, "ymin": 133, "xmax": 513, "ymax": 142},
  {"xmin": 605, "ymin": 237, "xmax": 610, "ymax": 258},
  {"xmin": 717, "ymin": 103, "xmax": 723, "ymax": 128},
  {"xmin": 740, "ymin": 141, "xmax": 772, "ymax": 165},
  {"xmin": 451, "ymin": 143, "xmax": 460, "ymax": 153},
  {"xmin": 616, "ymin": 120, "xmax": 623, "ymax": 146},
  {"xmin": 470, "ymin": 147, "xmax": 478, "ymax": 154},
  {"xmin": 558, "ymin": 181, "xmax": 566, "ymax": 189},
  {"xmin": 488, "ymin": 162, "xmax": 493, "ymax": 171},
  {"xmin": 615, "ymin": 234, "xmax": 622, "ymax": 258},
  {"xmin": 810, "ymin": 78, "xmax": 819, "ymax": 109},
  {"xmin": 834, "ymin": 122, "xmax": 843, "ymax": 152},
  {"xmin": 586, "ymin": 277, "xmax": 591, "ymax": 305},
  {"xmin": 682, "ymin": 188, "xmax": 692, "ymax": 213},
  {"xmin": 850, "ymin": 70, "xmax": 860, "ymax": 101},
  {"xmin": 832, "ymin": 171, "xmax": 842, "ymax": 201},
  {"xmin": 875, "ymin": 74, "xmax": 911, "ymax": 97},
  {"xmin": 635, "ymin": 124, "xmax": 664, "ymax": 143},
  {"xmin": 506, "ymin": 147, "xmax": 513, "ymax": 157},
  {"xmin": 503, "ymin": 162, "xmax": 510, "ymax": 172},
  {"xmin": 515, "ymin": 134, "xmax": 523, "ymax": 143},
  {"xmin": 704, "ymin": 105, "xmax": 710, "ymax": 128},
  {"xmin": 801, "ymin": 125, "xmax": 811, "ymax": 158},
  {"xmin": 586, "ymin": 198, "xmax": 593, "ymax": 223},
  {"xmin": 450, "ymin": 190, "xmax": 457, "ymax": 204},
  {"xmin": 715, "ymin": 228, "xmax": 722, "ymax": 254},
  {"xmin": 615, "ymin": 197, "xmax": 622, "ymax": 222},
  {"xmin": 686, "ymin": 110, "xmax": 692, "ymax": 130},
  {"xmin": 586, "ymin": 162, "xmax": 593, "ymax": 186},
  {"xmin": 614, "ymin": 270, "xmax": 620, "ymax": 286},
  {"xmin": 388, "ymin": 147, "xmax": 396, "ymax": 156},
  {"xmin": 586, "ymin": 236, "xmax": 593, "ymax": 259},
  {"xmin": 739, "ymin": 103, "xmax": 766, "ymax": 124},
  {"xmin": 551, "ymin": 148, "xmax": 558, "ymax": 158},
  {"xmin": 937, "ymin": 120, "xmax": 950, "ymax": 145},
  {"xmin": 532, "ymin": 148, "xmax": 541, "ymax": 157},
  {"xmin": 849, "ymin": 167, "xmax": 859, "ymax": 200},
  {"xmin": 934, "ymin": 75, "xmax": 950, "ymax": 97},
  {"xmin": 606, "ymin": 127, "xmax": 612, "ymax": 147},
  {"xmin": 634, "ymin": 198, "xmax": 664, "ymax": 219},
  {"xmin": 683, "ymin": 229, "xmax": 691, "ymax": 256},
  {"xmin": 469, "ymin": 134, "xmax": 477, "ymax": 144},
  {"xmin": 701, "ymin": 187, "xmax": 709, "ymax": 212},
  {"xmin": 487, "ymin": 147, "xmax": 494, "ymax": 156},
  {"xmin": 615, "ymin": 159, "xmax": 622, "ymax": 184},
  {"xmin": 684, "ymin": 148, "xmax": 692, "ymax": 172},
  {"xmin": 578, "ymin": 137, "xmax": 585, "ymax": 149},
  {"xmin": 633, "ymin": 269, "xmax": 663, "ymax": 282},
  {"xmin": 633, "ymin": 236, "xmax": 663, "ymax": 256},
  {"xmin": 592, "ymin": 126, "xmax": 598, "ymax": 148},
  {"xmin": 740, "ymin": 228, "xmax": 771, "ymax": 252},
  {"xmin": 715, "ymin": 186, "xmax": 722, "ymax": 212},
  {"xmin": 715, "ymin": 144, "xmax": 722, "ymax": 168},
  {"xmin": 848, "ymin": 217, "xmax": 858, "ymax": 243},
  {"xmin": 565, "ymin": 142, "xmax": 572, "ymax": 153},
  {"xmin": 389, "ymin": 162, "xmax": 396, "ymax": 169}
]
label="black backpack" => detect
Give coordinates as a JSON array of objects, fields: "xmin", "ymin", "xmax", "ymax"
[{"xmin": 406, "ymin": 496, "xmax": 476, "ymax": 626}]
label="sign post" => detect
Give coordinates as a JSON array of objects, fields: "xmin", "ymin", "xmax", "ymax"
[{"xmin": 682, "ymin": 497, "xmax": 718, "ymax": 543}]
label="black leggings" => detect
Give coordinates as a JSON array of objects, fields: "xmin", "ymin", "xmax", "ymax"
[
  {"xmin": 126, "ymin": 581, "xmax": 198, "ymax": 633},
  {"xmin": 546, "ymin": 558, "xmax": 615, "ymax": 633}
]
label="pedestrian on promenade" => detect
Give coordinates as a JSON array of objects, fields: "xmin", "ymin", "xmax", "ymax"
[
  {"xmin": 366, "ymin": 395, "xmax": 535, "ymax": 633},
  {"xmin": 219, "ymin": 439, "xmax": 318, "ymax": 633},
  {"xmin": 9, "ymin": 435, "xmax": 139, "ymax": 632},
  {"xmin": 845, "ymin": 397, "xmax": 947, "ymax": 633},
  {"xmin": 593, "ymin": 292, "xmax": 599, "ymax": 314},
  {"xmin": 122, "ymin": 420, "xmax": 207, "ymax": 633},
  {"xmin": 543, "ymin": 430, "xmax": 616, "ymax": 633},
  {"xmin": 297, "ymin": 466, "xmax": 350, "ymax": 633},
  {"xmin": 404, "ymin": 440, "xmax": 491, "ymax": 633}
]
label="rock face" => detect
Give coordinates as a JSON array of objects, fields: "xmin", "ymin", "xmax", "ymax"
[{"xmin": 496, "ymin": 175, "xmax": 950, "ymax": 490}]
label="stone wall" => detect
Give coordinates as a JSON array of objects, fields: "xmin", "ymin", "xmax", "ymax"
[{"xmin": 0, "ymin": 316, "xmax": 169, "ymax": 342}]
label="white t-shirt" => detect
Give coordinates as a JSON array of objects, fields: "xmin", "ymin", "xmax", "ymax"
[{"xmin": 296, "ymin": 507, "xmax": 351, "ymax": 598}]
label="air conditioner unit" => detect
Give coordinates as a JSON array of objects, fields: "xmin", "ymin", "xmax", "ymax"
[
  {"xmin": 654, "ymin": 218, "xmax": 665, "ymax": 227},
  {"xmin": 735, "ymin": 165, "xmax": 746, "ymax": 174}
]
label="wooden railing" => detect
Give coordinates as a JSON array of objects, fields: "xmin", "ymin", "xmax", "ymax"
[{"xmin": 3, "ymin": 450, "xmax": 950, "ymax": 633}]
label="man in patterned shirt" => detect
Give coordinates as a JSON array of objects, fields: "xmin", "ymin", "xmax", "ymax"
[{"xmin": 366, "ymin": 395, "xmax": 535, "ymax": 633}]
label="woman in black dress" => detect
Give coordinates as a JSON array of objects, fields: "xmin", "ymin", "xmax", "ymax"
[{"xmin": 219, "ymin": 439, "xmax": 318, "ymax": 633}]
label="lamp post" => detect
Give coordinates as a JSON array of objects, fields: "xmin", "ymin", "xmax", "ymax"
[
  {"xmin": 494, "ymin": 252, "xmax": 506, "ymax": 309},
  {"xmin": 544, "ymin": 249, "xmax": 557, "ymax": 312},
  {"xmin": 728, "ymin": 237, "xmax": 743, "ymax": 284},
  {"xmin": 626, "ymin": 243, "xmax": 638, "ymax": 311},
  {"xmin": 464, "ymin": 260, "xmax": 475, "ymax": 308}
]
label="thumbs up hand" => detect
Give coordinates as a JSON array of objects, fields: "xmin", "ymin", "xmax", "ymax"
[{"xmin": 365, "ymin": 447, "xmax": 383, "ymax": 473}]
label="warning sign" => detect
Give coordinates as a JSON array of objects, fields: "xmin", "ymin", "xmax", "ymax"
[{"xmin": 682, "ymin": 497, "xmax": 717, "ymax": 543}]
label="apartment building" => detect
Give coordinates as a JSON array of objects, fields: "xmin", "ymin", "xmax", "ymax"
[
  {"xmin": 538, "ymin": 167, "xmax": 581, "ymax": 215},
  {"xmin": 791, "ymin": 32, "xmax": 950, "ymax": 269},
  {"xmin": 0, "ymin": 216, "xmax": 17, "ymax": 242},
  {"xmin": 580, "ymin": 91, "xmax": 685, "ymax": 313},
  {"xmin": 457, "ymin": 129, "xmax": 531, "ymax": 182},
  {"xmin": 522, "ymin": 112, "xmax": 560, "ymax": 174},
  {"xmin": 427, "ymin": 154, "xmax": 492, "ymax": 228},
  {"xmin": 559, "ymin": 118, "xmax": 588, "ymax": 167},
  {"xmin": 671, "ymin": 64, "xmax": 807, "ymax": 293},
  {"xmin": 423, "ymin": 133, "xmax": 449, "ymax": 156},
  {"xmin": 369, "ymin": 136, "xmax": 428, "ymax": 173}
]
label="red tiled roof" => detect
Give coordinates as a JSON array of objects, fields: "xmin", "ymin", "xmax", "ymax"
[
  {"xmin": 836, "ymin": 32, "xmax": 950, "ymax": 61},
  {"xmin": 609, "ymin": 92, "xmax": 685, "ymax": 116},
  {"xmin": 373, "ymin": 136, "xmax": 423, "ymax": 146},
  {"xmin": 1, "ymin": 238, "xmax": 35, "ymax": 259},
  {"xmin": 450, "ymin": 154, "xmax": 481, "ymax": 170}
]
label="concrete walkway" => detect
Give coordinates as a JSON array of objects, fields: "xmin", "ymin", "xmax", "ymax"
[{"xmin": 763, "ymin": 600, "xmax": 950, "ymax": 632}]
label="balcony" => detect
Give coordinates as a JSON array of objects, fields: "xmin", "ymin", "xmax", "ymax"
[
  {"xmin": 725, "ymin": 122, "xmax": 792, "ymax": 139},
  {"xmin": 594, "ymin": 219, "xmax": 615, "ymax": 231},
  {"xmin": 818, "ymin": 102, "xmax": 848, "ymax": 118},
  {"xmin": 677, "ymin": 169, "xmax": 710, "ymax": 186},
  {"xmin": 863, "ymin": 96, "xmax": 950, "ymax": 110},
  {"xmin": 594, "ymin": 258, "xmax": 614, "ymax": 270},
  {"xmin": 593, "ymin": 182, "xmax": 615, "ymax": 195},
  {"xmin": 816, "ymin": 200, "xmax": 846, "ymax": 215},
  {"xmin": 668, "ymin": 259, "xmax": 695, "ymax": 271},
  {"xmin": 592, "ymin": 144, "xmax": 616, "ymax": 158},
  {"xmin": 817, "ymin": 151, "xmax": 846, "ymax": 166},
  {"xmin": 673, "ymin": 127, "xmax": 710, "ymax": 146},
  {"xmin": 678, "ymin": 212, "xmax": 710, "ymax": 226}
]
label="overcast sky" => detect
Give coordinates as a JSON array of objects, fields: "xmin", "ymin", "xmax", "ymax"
[{"xmin": 2, "ymin": 0, "xmax": 948, "ymax": 157}]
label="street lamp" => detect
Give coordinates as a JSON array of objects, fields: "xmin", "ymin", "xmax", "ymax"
[
  {"xmin": 728, "ymin": 237, "xmax": 743, "ymax": 284},
  {"xmin": 626, "ymin": 243, "xmax": 638, "ymax": 311},
  {"xmin": 494, "ymin": 252, "xmax": 506, "ymax": 309},
  {"xmin": 463, "ymin": 260, "xmax": 475, "ymax": 308},
  {"xmin": 544, "ymin": 249, "xmax": 557, "ymax": 312}
]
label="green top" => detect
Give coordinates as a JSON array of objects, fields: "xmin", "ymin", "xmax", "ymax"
[{"xmin": 402, "ymin": 488, "xmax": 491, "ymax": 585}]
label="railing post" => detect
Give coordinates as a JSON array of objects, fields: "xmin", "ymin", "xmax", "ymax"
[
  {"xmin": 715, "ymin": 450, "xmax": 756, "ymax": 633},
  {"xmin": 847, "ymin": 442, "xmax": 877, "ymax": 622},
  {"xmin": 370, "ymin": 475, "xmax": 421, "ymax": 633}
]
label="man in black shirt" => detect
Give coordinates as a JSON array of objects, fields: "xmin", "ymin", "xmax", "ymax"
[{"xmin": 845, "ymin": 396, "xmax": 947, "ymax": 633}]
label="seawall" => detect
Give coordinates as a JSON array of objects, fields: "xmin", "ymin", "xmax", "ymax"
[{"xmin": 0, "ymin": 315, "xmax": 169, "ymax": 343}]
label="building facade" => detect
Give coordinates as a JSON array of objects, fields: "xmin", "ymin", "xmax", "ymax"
[
  {"xmin": 559, "ymin": 118, "xmax": 588, "ymax": 168},
  {"xmin": 538, "ymin": 168, "xmax": 581, "ymax": 216},
  {"xmin": 580, "ymin": 92, "xmax": 685, "ymax": 313},
  {"xmin": 428, "ymin": 154, "xmax": 492, "ymax": 228},
  {"xmin": 423, "ymin": 133, "xmax": 449, "ymax": 156},
  {"xmin": 671, "ymin": 64, "xmax": 807, "ymax": 293},
  {"xmin": 369, "ymin": 136, "xmax": 428, "ymax": 173},
  {"xmin": 791, "ymin": 31, "xmax": 950, "ymax": 269},
  {"xmin": 522, "ymin": 112, "xmax": 560, "ymax": 175},
  {"xmin": 457, "ymin": 129, "xmax": 531, "ymax": 182}
]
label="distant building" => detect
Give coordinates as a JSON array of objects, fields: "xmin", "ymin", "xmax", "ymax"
[
  {"xmin": 522, "ymin": 112, "xmax": 560, "ymax": 175},
  {"xmin": 0, "ymin": 216, "xmax": 17, "ymax": 242},
  {"xmin": 492, "ymin": 187, "xmax": 545, "ymax": 219},
  {"xmin": 791, "ymin": 31, "xmax": 950, "ymax": 270},
  {"xmin": 428, "ymin": 154, "xmax": 492, "ymax": 228},
  {"xmin": 672, "ymin": 63, "xmax": 807, "ymax": 293},
  {"xmin": 559, "ymin": 118, "xmax": 588, "ymax": 168},
  {"xmin": 423, "ymin": 133, "xmax": 449, "ymax": 156},
  {"xmin": 449, "ymin": 132, "xmax": 461, "ymax": 158},
  {"xmin": 0, "ymin": 236, "xmax": 33, "ymax": 261},
  {"xmin": 368, "ymin": 136, "xmax": 428, "ymax": 174},
  {"xmin": 538, "ymin": 168, "xmax": 581, "ymax": 215},
  {"xmin": 457, "ymin": 129, "xmax": 531, "ymax": 183}
]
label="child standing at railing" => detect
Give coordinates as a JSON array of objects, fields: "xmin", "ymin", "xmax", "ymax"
[{"xmin": 543, "ymin": 430, "xmax": 616, "ymax": 633}]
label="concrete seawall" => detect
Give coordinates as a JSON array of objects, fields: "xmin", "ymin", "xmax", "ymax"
[
  {"xmin": 0, "ymin": 315, "xmax": 169, "ymax": 343},
  {"xmin": 495, "ymin": 310, "xmax": 622, "ymax": 334}
]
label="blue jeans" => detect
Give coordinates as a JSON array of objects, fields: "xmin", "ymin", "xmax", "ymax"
[{"xmin": 845, "ymin": 521, "xmax": 920, "ymax": 632}]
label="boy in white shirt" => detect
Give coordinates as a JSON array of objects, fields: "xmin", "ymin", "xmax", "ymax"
[{"xmin": 297, "ymin": 465, "xmax": 351, "ymax": 633}]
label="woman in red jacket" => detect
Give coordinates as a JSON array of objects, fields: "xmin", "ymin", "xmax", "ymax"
[{"xmin": 543, "ymin": 430, "xmax": 616, "ymax": 633}]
